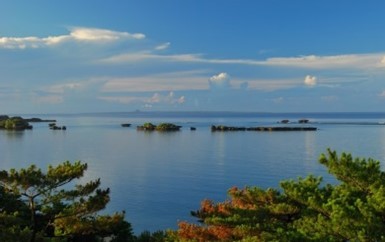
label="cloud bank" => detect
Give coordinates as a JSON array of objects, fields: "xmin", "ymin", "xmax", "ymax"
[{"xmin": 2, "ymin": 26, "xmax": 385, "ymax": 112}]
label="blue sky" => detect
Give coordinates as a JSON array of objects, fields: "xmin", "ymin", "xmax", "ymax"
[{"xmin": 1, "ymin": 0, "xmax": 385, "ymax": 114}]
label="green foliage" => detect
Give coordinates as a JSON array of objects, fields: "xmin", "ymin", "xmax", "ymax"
[
  {"xmin": 143, "ymin": 122, "xmax": 156, "ymax": 130},
  {"xmin": 177, "ymin": 149, "xmax": 385, "ymax": 241},
  {"xmin": 137, "ymin": 122, "xmax": 181, "ymax": 131},
  {"xmin": 155, "ymin": 123, "xmax": 181, "ymax": 131},
  {"xmin": 0, "ymin": 116, "xmax": 31, "ymax": 130},
  {"xmin": 0, "ymin": 212, "xmax": 32, "ymax": 242},
  {"xmin": 0, "ymin": 161, "xmax": 133, "ymax": 242}
]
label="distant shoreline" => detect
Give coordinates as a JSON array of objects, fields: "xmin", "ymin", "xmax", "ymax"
[{"xmin": 13, "ymin": 111, "xmax": 385, "ymax": 120}]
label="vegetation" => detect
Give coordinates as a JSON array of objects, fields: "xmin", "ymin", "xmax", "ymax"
[
  {"xmin": 155, "ymin": 123, "xmax": 181, "ymax": 131},
  {"xmin": 176, "ymin": 149, "xmax": 385, "ymax": 241},
  {"xmin": 137, "ymin": 122, "xmax": 181, "ymax": 131},
  {"xmin": 0, "ymin": 161, "xmax": 133, "ymax": 242},
  {"xmin": 0, "ymin": 116, "xmax": 32, "ymax": 130},
  {"xmin": 3, "ymin": 150, "xmax": 385, "ymax": 241},
  {"xmin": 142, "ymin": 122, "xmax": 156, "ymax": 130}
]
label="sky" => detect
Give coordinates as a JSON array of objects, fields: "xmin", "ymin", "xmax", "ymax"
[{"xmin": 1, "ymin": 0, "xmax": 385, "ymax": 114}]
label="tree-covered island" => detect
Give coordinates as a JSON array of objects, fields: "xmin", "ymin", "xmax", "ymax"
[
  {"xmin": 0, "ymin": 116, "xmax": 33, "ymax": 130},
  {"xmin": 137, "ymin": 122, "xmax": 182, "ymax": 131},
  {"xmin": 0, "ymin": 115, "xmax": 57, "ymax": 130}
]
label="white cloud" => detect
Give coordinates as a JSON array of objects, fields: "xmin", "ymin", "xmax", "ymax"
[
  {"xmin": 0, "ymin": 36, "xmax": 46, "ymax": 49},
  {"xmin": 209, "ymin": 72, "xmax": 231, "ymax": 89},
  {"xmin": 263, "ymin": 54, "xmax": 385, "ymax": 70},
  {"xmin": 101, "ymin": 71, "xmax": 208, "ymax": 92},
  {"xmin": 304, "ymin": 75, "xmax": 317, "ymax": 86},
  {"xmin": 0, "ymin": 27, "xmax": 145, "ymax": 49},
  {"xmin": 155, "ymin": 42, "xmax": 170, "ymax": 50},
  {"xmin": 43, "ymin": 82, "xmax": 85, "ymax": 94},
  {"xmin": 69, "ymin": 27, "xmax": 145, "ymax": 41},
  {"xmin": 100, "ymin": 52, "xmax": 202, "ymax": 64},
  {"xmin": 149, "ymin": 92, "xmax": 185, "ymax": 104},
  {"xmin": 380, "ymin": 56, "xmax": 385, "ymax": 65}
]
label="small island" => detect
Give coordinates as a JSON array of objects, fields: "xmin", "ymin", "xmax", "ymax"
[
  {"xmin": 211, "ymin": 125, "xmax": 317, "ymax": 131},
  {"xmin": 0, "ymin": 116, "xmax": 33, "ymax": 130},
  {"xmin": 137, "ymin": 122, "xmax": 182, "ymax": 131},
  {"xmin": 0, "ymin": 115, "xmax": 59, "ymax": 130},
  {"xmin": 24, "ymin": 117, "xmax": 57, "ymax": 123}
]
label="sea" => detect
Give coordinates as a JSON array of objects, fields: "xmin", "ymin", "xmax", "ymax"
[{"xmin": 1, "ymin": 111, "xmax": 385, "ymax": 233}]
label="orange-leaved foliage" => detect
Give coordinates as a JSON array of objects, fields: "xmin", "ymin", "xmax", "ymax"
[{"xmin": 177, "ymin": 186, "xmax": 299, "ymax": 241}]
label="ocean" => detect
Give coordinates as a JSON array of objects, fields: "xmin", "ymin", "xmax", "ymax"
[{"xmin": 1, "ymin": 111, "xmax": 385, "ymax": 233}]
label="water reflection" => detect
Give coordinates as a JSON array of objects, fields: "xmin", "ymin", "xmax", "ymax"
[
  {"xmin": 378, "ymin": 127, "xmax": 385, "ymax": 166},
  {"xmin": 4, "ymin": 130, "xmax": 25, "ymax": 139}
]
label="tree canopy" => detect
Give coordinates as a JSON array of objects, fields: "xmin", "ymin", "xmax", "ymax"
[
  {"xmin": 0, "ymin": 116, "xmax": 32, "ymax": 130},
  {"xmin": 0, "ymin": 161, "xmax": 133, "ymax": 242},
  {"xmin": 176, "ymin": 149, "xmax": 385, "ymax": 241}
]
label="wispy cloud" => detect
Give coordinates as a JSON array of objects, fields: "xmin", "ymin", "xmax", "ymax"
[
  {"xmin": 155, "ymin": 42, "xmax": 171, "ymax": 50},
  {"xmin": 244, "ymin": 78, "xmax": 302, "ymax": 91},
  {"xmin": 262, "ymin": 54, "xmax": 385, "ymax": 70},
  {"xmin": 69, "ymin": 27, "xmax": 145, "ymax": 41},
  {"xmin": 100, "ymin": 52, "xmax": 202, "ymax": 64},
  {"xmin": 0, "ymin": 27, "xmax": 145, "ymax": 49},
  {"xmin": 149, "ymin": 92, "xmax": 185, "ymax": 104},
  {"xmin": 99, "ymin": 91, "xmax": 185, "ymax": 107},
  {"xmin": 3, "ymin": 27, "xmax": 384, "ymax": 75},
  {"xmin": 101, "ymin": 49, "xmax": 385, "ymax": 72},
  {"xmin": 101, "ymin": 71, "xmax": 208, "ymax": 92},
  {"xmin": 42, "ymin": 82, "xmax": 85, "ymax": 94}
]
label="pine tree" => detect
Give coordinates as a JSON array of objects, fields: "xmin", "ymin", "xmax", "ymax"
[{"xmin": 0, "ymin": 161, "xmax": 133, "ymax": 242}]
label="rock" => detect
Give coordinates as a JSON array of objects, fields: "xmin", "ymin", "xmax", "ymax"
[{"xmin": 298, "ymin": 119, "xmax": 309, "ymax": 123}]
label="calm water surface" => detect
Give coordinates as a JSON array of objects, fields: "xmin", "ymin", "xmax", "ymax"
[{"xmin": 1, "ymin": 112, "xmax": 385, "ymax": 233}]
